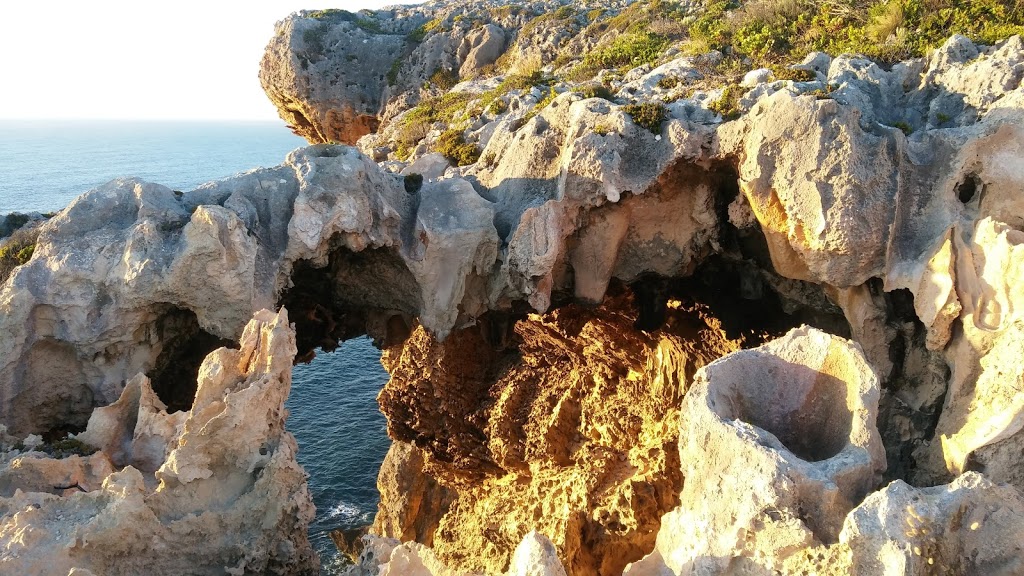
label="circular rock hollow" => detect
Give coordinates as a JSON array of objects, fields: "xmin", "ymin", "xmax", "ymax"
[{"xmin": 707, "ymin": 327, "xmax": 873, "ymax": 463}]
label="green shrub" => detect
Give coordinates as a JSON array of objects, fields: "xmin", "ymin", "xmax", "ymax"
[
  {"xmin": 623, "ymin": 102, "xmax": 668, "ymax": 133},
  {"xmin": 892, "ymin": 121, "xmax": 914, "ymax": 135},
  {"xmin": 387, "ymin": 59, "xmax": 402, "ymax": 86},
  {"xmin": 657, "ymin": 75, "xmax": 680, "ymax": 89},
  {"xmin": 478, "ymin": 69, "xmax": 550, "ymax": 112},
  {"xmin": 0, "ymin": 227, "xmax": 39, "ymax": 285},
  {"xmin": 771, "ymin": 65, "xmax": 817, "ymax": 82},
  {"xmin": 680, "ymin": 0, "xmax": 1024, "ymax": 66},
  {"xmin": 409, "ymin": 18, "xmax": 443, "ymax": 42},
  {"xmin": 488, "ymin": 98, "xmax": 509, "ymax": 115},
  {"xmin": 708, "ymin": 84, "xmax": 745, "ymax": 120},
  {"xmin": 535, "ymin": 87, "xmax": 559, "ymax": 110},
  {"xmin": 577, "ymin": 83, "xmax": 616, "ymax": 100},
  {"xmin": 568, "ymin": 30, "xmax": 670, "ymax": 81},
  {"xmin": 42, "ymin": 437, "xmax": 97, "ymax": 459},
  {"xmin": 1, "ymin": 213, "xmax": 30, "ymax": 237},
  {"xmin": 436, "ymin": 129, "xmax": 481, "ymax": 166},
  {"xmin": 427, "ymin": 67, "xmax": 459, "ymax": 91},
  {"xmin": 308, "ymin": 9, "xmax": 383, "ymax": 34},
  {"xmin": 396, "ymin": 91, "xmax": 473, "ymax": 149}
]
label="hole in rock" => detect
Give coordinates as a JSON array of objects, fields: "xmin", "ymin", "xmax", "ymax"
[
  {"xmin": 279, "ymin": 248, "xmax": 422, "ymax": 362},
  {"xmin": 956, "ymin": 174, "xmax": 980, "ymax": 204},
  {"xmin": 276, "ymin": 249, "xmax": 421, "ymax": 569},
  {"xmin": 149, "ymin": 307, "xmax": 233, "ymax": 413},
  {"xmin": 721, "ymin": 356, "xmax": 854, "ymax": 462}
]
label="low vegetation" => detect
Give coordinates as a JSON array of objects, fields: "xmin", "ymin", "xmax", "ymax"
[
  {"xmin": 0, "ymin": 225, "xmax": 39, "ymax": 285},
  {"xmin": 436, "ymin": 129, "xmax": 481, "ymax": 166},
  {"xmin": 409, "ymin": 17, "xmax": 443, "ymax": 42},
  {"xmin": 708, "ymin": 84, "xmax": 745, "ymax": 120},
  {"xmin": 308, "ymin": 8, "xmax": 385, "ymax": 34},
  {"xmin": 624, "ymin": 102, "xmax": 669, "ymax": 133},
  {"xmin": 41, "ymin": 437, "xmax": 98, "ymax": 459},
  {"xmin": 576, "ymin": 83, "xmax": 616, "ymax": 101},
  {"xmin": 568, "ymin": 29, "xmax": 670, "ymax": 81},
  {"xmin": 427, "ymin": 67, "xmax": 459, "ymax": 91},
  {"xmin": 383, "ymin": 0, "xmax": 1023, "ymax": 164},
  {"xmin": 686, "ymin": 0, "xmax": 1024, "ymax": 65}
]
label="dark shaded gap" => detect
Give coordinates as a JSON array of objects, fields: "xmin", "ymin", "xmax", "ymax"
[
  {"xmin": 279, "ymin": 247, "xmax": 424, "ymax": 363},
  {"xmin": 630, "ymin": 159, "xmax": 851, "ymax": 344},
  {"xmin": 149, "ymin": 308, "xmax": 233, "ymax": 413},
  {"xmin": 957, "ymin": 173, "xmax": 980, "ymax": 204},
  {"xmin": 873, "ymin": 284, "xmax": 951, "ymax": 484}
]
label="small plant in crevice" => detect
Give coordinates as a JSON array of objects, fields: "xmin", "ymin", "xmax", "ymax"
[
  {"xmin": 657, "ymin": 75, "xmax": 680, "ymax": 89},
  {"xmin": 534, "ymin": 87, "xmax": 559, "ymax": 111},
  {"xmin": 577, "ymin": 83, "xmax": 616, "ymax": 101},
  {"xmin": 404, "ymin": 173, "xmax": 424, "ymax": 194},
  {"xmin": 387, "ymin": 58, "xmax": 402, "ymax": 86},
  {"xmin": 436, "ymin": 129, "xmax": 481, "ymax": 166},
  {"xmin": 41, "ymin": 437, "xmax": 97, "ymax": 459},
  {"xmin": 623, "ymin": 102, "xmax": 668, "ymax": 133},
  {"xmin": 770, "ymin": 65, "xmax": 817, "ymax": 82},
  {"xmin": 892, "ymin": 121, "xmax": 914, "ymax": 135},
  {"xmin": 427, "ymin": 67, "xmax": 459, "ymax": 91},
  {"xmin": 708, "ymin": 84, "xmax": 745, "ymax": 120}
]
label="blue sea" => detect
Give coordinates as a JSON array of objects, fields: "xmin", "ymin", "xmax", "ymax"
[{"xmin": 0, "ymin": 120, "xmax": 392, "ymax": 573}]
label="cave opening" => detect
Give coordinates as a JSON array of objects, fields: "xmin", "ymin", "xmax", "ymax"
[
  {"xmin": 957, "ymin": 173, "xmax": 981, "ymax": 204},
  {"xmin": 148, "ymin": 307, "xmax": 233, "ymax": 413},
  {"xmin": 279, "ymin": 247, "xmax": 422, "ymax": 363}
]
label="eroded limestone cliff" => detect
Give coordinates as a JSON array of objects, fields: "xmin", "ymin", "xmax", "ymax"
[
  {"xmin": 0, "ymin": 309, "xmax": 317, "ymax": 575},
  {"xmin": 1, "ymin": 0, "xmax": 1024, "ymax": 574}
]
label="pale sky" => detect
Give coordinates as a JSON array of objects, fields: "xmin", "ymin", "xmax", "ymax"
[{"xmin": 0, "ymin": 1, "xmax": 422, "ymax": 121}]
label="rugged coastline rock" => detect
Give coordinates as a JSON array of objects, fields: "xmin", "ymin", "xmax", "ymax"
[
  {"xmin": 0, "ymin": 1, "xmax": 1023, "ymax": 574},
  {"xmin": 0, "ymin": 309, "xmax": 317, "ymax": 575}
]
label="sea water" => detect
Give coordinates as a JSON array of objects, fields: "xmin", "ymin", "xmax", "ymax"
[{"xmin": 0, "ymin": 119, "xmax": 392, "ymax": 573}]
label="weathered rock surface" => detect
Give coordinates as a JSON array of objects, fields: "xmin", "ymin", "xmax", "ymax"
[
  {"xmin": 626, "ymin": 327, "xmax": 884, "ymax": 575},
  {"xmin": 0, "ymin": 309, "xmax": 317, "ymax": 575},
  {"xmin": 1, "ymin": 2, "xmax": 1024, "ymax": 574},
  {"xmin": 374, "ymin": 293, "xmax": 746, "ymax": 575},
  {"xmin": 840, "ymin": 472, "xmax": 1024, "ymax": 575},
  {"xmin": 343, "ymin": 531, "xmax": 568, "ymax": 576}
]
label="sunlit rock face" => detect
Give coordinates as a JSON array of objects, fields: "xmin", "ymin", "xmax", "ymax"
[
  {"xmin": 0, "ymin": 309, "xmax": 317, "ymax": 576},
  {"xmin": 626, "ymin": 327, "xmax": 885, "ymax": 575},
  {"xmin": 374, "ymin": 291, "xmax": 751, "ymax": 575},
  {"xmin": 0, "ymin": 1, "xmax": 1024, "ymax": 573}
]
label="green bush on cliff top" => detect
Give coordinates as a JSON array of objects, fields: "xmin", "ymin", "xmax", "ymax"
[
  {"xmin": 0, "ymin": 226, "xmax": 38, "ymax": 285},
  {"xmin": 685, "ymin": 0, "xmax": 1024, "ymax": 65}
]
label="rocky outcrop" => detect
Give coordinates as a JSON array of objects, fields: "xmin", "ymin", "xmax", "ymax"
[
  {"xmin": 344, "ymin": 530, "xmax": 567, "ymax": 576},
  {"xmin": 626, "ymin": 327, "xmax": 884, "ymax": 575},
  {"xmin": 0, "ymin": 309, "xmax": 317, "ymax": 575},
  {"xmin": 1, "ymin": 2, "xmax": 1024, "ymax": 574},
  {"xmin": 373, "ymin": 293, "xmax": 749, "ymax": 575}
]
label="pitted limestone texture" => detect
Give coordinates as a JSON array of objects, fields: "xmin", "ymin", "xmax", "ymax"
[{"xmin": 840, "ymin": 472, "xmax": 1024, "ymax": 575}]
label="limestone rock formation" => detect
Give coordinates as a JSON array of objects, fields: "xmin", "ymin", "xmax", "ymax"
[
  {"xmin": 626, "ymin": 327, "xmax": 884, "ymax": 575},
  {"xmin": 344, "ymin": 531, "xmax": 568, "ymax": 576},
  {"xmin": 374, "ymin": 293, "xmax": 747, "ymax": 575},
  {"xmin": 0, "ymin": 309, "xmax": 317, "ymax": 575},
  {"xmin": 840, "ymin": 472, "xmax": 1024, "ymax": 575},
  {"xmin": 1, "ymin": 2, "xmax": 1024, "ymax": 574}
]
